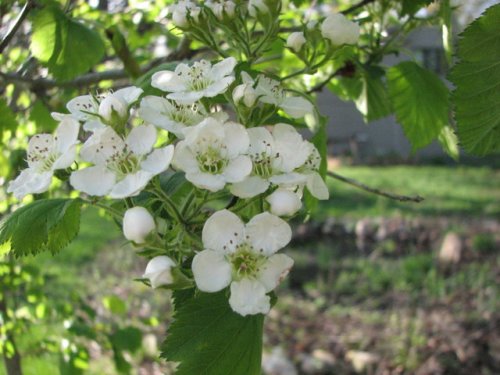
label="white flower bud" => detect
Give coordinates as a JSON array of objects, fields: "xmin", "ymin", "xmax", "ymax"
[
  {"xmin": 321, "ymin": 13, "xmax": 360, "ymax": 46},
  {"xmin": 143, "ymin": 256, "xmax": 176, "ymax": 288},
  {"xmin": 232, "ymin": 83, "xmax": 257, "ymax": 107},
  {"xmin": 224, "ymin": 1, "xmax": 236, "ymax": 17},
  {"xmin": 98, "ymin": 95, "xmax": 128, "ymax": 126},
  {"xmin": 286, "ymin": 32, "xmax": 306, "ymax": 52},
  {"xmin": 306, "ymin": 20, "xmax": 317, "ymax": 30},
  {"xmin": 123, "ymin": 207, "xmax": 156, "ymax": 244},
  {"xmin": 266, "ymin": 189, "xmax": 302, "ymax": 216},
  {"xmin": 206, "ymin": 0, "xmax": 235, "ymax": 19},
  {"xmin": 171, "ymin": 1, "xmax": 200, "ymax": 27},
  {"xmin": 248, "ymin": 0, "xmax": 268, "ymax": 17}
]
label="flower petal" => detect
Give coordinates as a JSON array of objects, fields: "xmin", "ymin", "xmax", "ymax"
[
  {"xmin": 246, "ymin": 212, "xmax": 292, "ymax": 255},
  {"xmin": 272, "ymin": 123, "xmax": 310, "ymax": 172},
  {"xmin": 269, "ymin": 172, "xmax": 308, "ymax": 186},
  {"xmin": 53, "ymin": 144, "xmax": 77, "ymax": 170},
  {"xmin": 151, "ymin": 70, "xmax": 186, "ymax": 92},
  {"xmin": 172, "ymin": 142, "xmax": 198, "ymax": 172},
  {"xmin": 266, "ymin": 188, "xmax": 302, "ymax": 216},
  {"xmin": 113, "ymin": 86, "xmax": 143, "ymax": 104},
  {"xmin": 203, "ymin": 76, "xmax": 235, "ymax": 97},
  {"xmin": 247, "ymin": 127, "xmax": 274, "ymax": 156},
  {"xmin": 126, "ymin": 124, "xmax": 157, "ymax": 156},
  {"xmin": 202, "ymin": 209, "xmax": 245, "ymax": 253},
  {"xmin": 167, "ymin": 91, "xmax": 204, "ymax": 105},
  {"xmin": 66, "ymin": 95, "xmax": 98, "ymax": 120},
  {"xmin": 210, "ymin": 57, "xmax": 237, "ymax": 80},
  {"xmin": 192, "ymin": 250, "xmax": 232, "ymax": 292},
  {"xmin": 80, "ymin": 127, "xmax": 125, "ymax": 165},
  {"xmin": 70, "ymin": 165, "xmax": 116, "ymax": 196},
  {"xmin": 258, "ymin": 254, "xmax": 294, "ymax": 292},
  {"xmin": 186, "ymin": 171, "xmax": 226, "ymax": 192},
  {"xmin": 223, "ymin": 155, "xmax": 252, "ymax": 183},
  {"xmin": 7, "ymin": 169, "xmax": 52, "ymax": 200},
  {"xmin": 143, "ymin": 256, "xmax": 176, "ymax": 288},
  {"xmin": 306, "ymin": 172, "xmax": 329, "ymax": 200},
  {"xmin": 55, "ymin": 117, "xmax": 80, "ymax": 153},
  {"xmin": 109, "ymin": 170, "xmax": 153, "ymax": 198},
  {"xmin": 280, "ymin": 96, "xmax": 313, "ymax": 118},
  {"xmin": 223, "ymin": 122, "xmax": 249, "ymax": 157},
  {"xmin": 230, "ymin": 176, "xmax": 269, "ymax": 198},
  {"xmin": 229, "ymin": 279, "xmax": 270, "ymax": 316},
  {"xmin": 141, "ymin": 145, "xmax": 174, "ymax": 175},
  {"xmin": 27, "ymin": 134, "xmax": 54, "ymax": 168}
]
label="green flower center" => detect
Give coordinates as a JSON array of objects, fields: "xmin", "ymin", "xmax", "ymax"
[
  {"xmin": 196, "ymin": 146, "xmax": 228, "ymax": 175},
  {"xmin": 229, "ymin": 243, "xmax": 266, "ymax": 280},
  {"xmin": 107, "ymin": 151, "xmax": 141, "ymax": 179}
]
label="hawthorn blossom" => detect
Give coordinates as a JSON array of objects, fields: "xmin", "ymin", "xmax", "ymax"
[
  {"xmin": 70, "ymin": 125, "xmax": 174, "ymax": 198},
  {"xmin": 192, "ymin": 209, "xmax": 294, "ymax": 316},
  {"xmin": 286, "ymin": 32, "xmax": 306, "ymax": 52},
  {"xmin": 123, "ymin": 207, "xmax": 156, "ymax": 244},
  {"xmin": 56, "ymin": 86, "xmax": 143, "ymax": 131},
  {"xmin": 172, "ymin": 118, "xmax": 252, "ymax": 192},
  {"xmin": 205, "ymin": 0, "xmax": 236, "ymax": 19},
  {"xmin": 266, "ymin": 188, "xmax": 302, "ymax": 216},
  {"xmin": 170, "ymin": 0, "xmax": 201, "ymax": 27},
  {"xmin": 152, "ymin": 57, "xmax": 236, "ymax": 104},
  {"xmin": 143, "ymin": 256, "xmax": 176, "ymax": 288},
  {"xmin": 248, "ymin": 0, "xmax": 268, "ymax": 17},
  {"xmin": 321, "ymin": 13, "xmax": 360, "ymax": 46},
  {"xmin": 232, "ymin": 82, "xmax": 257, "ymax": 107},
  {"xmin": 7, "ymin": 118, "xmax": 80, "ymax": 200},
  {"xmin": 241, "ymin": 72, "xmax": 313, "ymax": 118},
  {"xmin": 229, "ymin": 123, "xmax": 311, "ymax": 198}
]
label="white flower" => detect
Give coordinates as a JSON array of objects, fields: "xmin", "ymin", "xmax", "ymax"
[
  {"xmin": 123, "ymin": 207, "xmax": 156, "ymax": 243},
  {"xmin": 286, "ymin": 32, "xmax": 306, "ymax": 52},
  {"xmin": 152, "ymin": 57, "xmax": 236, "ymax": 105},
  {"xmin": 172, "ymin": 118, "xmax": 252, "ymax": 192},
  {"xmin": 143, "ymin": 256, "xmax": 176, "ymax": 288},
  {"xmin": 248, "ymin": 0, "xmax": 268, "ymax": 17},
  {"xmin": 266, "ymin": 188, "xmax": 302, "ymax": 216},
  {"xmin": 321, "ymin": 13, "xmax": 360, "ymax": 46},
  {"xmin": 70, "ymin": 125, "xmax": 174, "ymax": 198},
  {"xmin": 241, "ymin": 72, "xmax": 313, "ymax": 118},
  {"xmin": 7, "ymin": 118, "xmax": 80, "ymax": 200},
  {"xmin": 232, "ymin": 82, "xmax": 257, "ymax": 107},
  {"xmin": 170, "ymin": 0, "xmax": 201, "ymax": 27},
  {"xmin": 230, "ymin": 123, "xmax": 311, "ymax": 198},
  {"xmin": 205, "ymin": 0, "xmax": 236, "ymax": 19},
  {"xmin": 192, "ymin": 209, "xmax": 294, "ymax": 316},
  {"xmin": 58, "ymin": 87, "xmax": 143, "ymax": 131}
]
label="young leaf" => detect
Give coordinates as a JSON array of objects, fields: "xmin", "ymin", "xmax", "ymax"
[
  {"xmin": 449, "ymin": 4, "xmax": 500, "ymax": 156},
  {"xmin": 0, "ymin": 199, "xmax": 82, "ymax": 257},
  {"xmin": 355, "ymin": 67, "xmax": 392, "ymax": 123},
  {"xmin": 162, "ymin": 290, "xmax": 264, "ymax": 375},
  {"xmin": 437, "ymin": 125, "xmax": 459, "ymax": 161},
  {"xmin": 387, "ymin": 61, "xmax": 449, "ymax": 151}
]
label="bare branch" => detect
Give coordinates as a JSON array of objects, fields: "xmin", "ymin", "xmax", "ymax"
[
  {"xmin": 327, "ymin": 171, "xmax": 424, "ymax": 203},
  {"xmin": 0, "ymin": 0, "xmax": 35, "ymax": 54},
  {"xmin": 341, "ymin": 0, "xmax": 377, "ymax": 15}
]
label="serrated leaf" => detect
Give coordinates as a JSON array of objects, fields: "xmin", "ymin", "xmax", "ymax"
[
  {"xmin": 355, "ymin": 67, "xmax": 392, "ymax": 123},
  {"xmin": 0, "ymin": 199, "xmax": 82, "ymax": 257},
  {"xmin": 387, "ymin": 61, "xmax": 449, "ymax": 151},
  {"xmin": 31, "ymin": 5, "xmax": 105, "ymax": 81},
  {"xmin": 29, "ymin": 101, "xmax": 58, "ymax": 132},
  {"xmin": 449, "ymin": 4, "xmax": 500, "ymax": 156},
  {"xmin": 162, "ymin": 290, "xmax": 264, "ymax": 375},
  {"xmin": 438, "ymin": 125, "xmax": 459, "ymax": 160},
  {"xmin": 0, "ymin": 99, "xmax": 17, "ymax": 135},
  {"xmin": 401, "ymin": 0, "xmax": 433, "ymax": 16}
]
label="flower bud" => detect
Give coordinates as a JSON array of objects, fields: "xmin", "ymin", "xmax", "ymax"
[
  {"xmin": 266, "ymin": 189, "xmax": 302, "ymax": 216},
  {"xmin": 170, "ymin": 1, "xmax": 200, "ymax": 27},
  {"xmin": 232, "ymin": 83, "xmax": 257, "ymax": 107},
  {"xmin": 143, "ymin": 256, "xmax": 176, "ymax": 288},
  {"xmin": 99, "ymin": 95, "xmax": 128, "ymax": 127},
  {"xmin": 248, "ymin": 0, "xmax": 268, "ymax": 17},
  {"xmin": 206, "ymin": 0, "xmax": 235, "ymax": 20},
  {"xmin": 123, "ymin": 207, "xmax": 156, "ymax": 244},
  {"xmin": 286, "ymin": 32, "xmax": 306, "ymax": 52},
  {"xmin": 321, "ymin": 13, "xmax": 360, "ymax": 46}
]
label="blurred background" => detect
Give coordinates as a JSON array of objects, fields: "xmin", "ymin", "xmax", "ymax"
[{"xmin": 0, "ymin": 0, "xmax": 499, "ymax": 374}]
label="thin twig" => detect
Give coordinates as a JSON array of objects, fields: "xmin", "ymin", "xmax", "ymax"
[
  {"xmin": 341, "ymin": 0, "xmax": 377, "ymax": 15},
  {"xmin": 307, "ymin": 70, "xmax": 340, "ymax": 94},
  {"xmin": 0, "ymin": 0, "xmax": 35, "ymax": 54},
  {"xmin": 327, "ymin": 171, "xmax": 424, "ymax": 203}
]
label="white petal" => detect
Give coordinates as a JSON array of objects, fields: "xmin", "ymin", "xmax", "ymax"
[
  {"xmin": 210, "ymin": 57, "xmax": 237, "ymax": 80},
  {"xmin": 203, "ymin": 76, "xmax": 235, "ymax": 97},
  {"xmin": 167, "ymin": 91, "xmax": 204, "ymax": 104},
  {"xmin": 247, "ymin": 127, "xmax": 274, "ymax": 155},
  {"xmin": 246, "ymin": 212, "xmax": 292, "ymax": 255},
  {"xmin": 223, "ymin": 122, "xmax": 249, "ymax": 157},
  {"xmin": 241, "ymin": 71, "xmax": 254, "ymax": 84},
  {"xmin": 280, "ymin": 96, "xmax": 313, "ymax": 118},
  {"xmin": 113, "ymin": 86, "xmax": 143, "ymax": 104},
  {"xmin": 230, "ymin": 176, "xmax": 269, "ymax": 198},
  {"xmin": 53, "ymin": 144, "xmax": 77, "ymax": 170},
  {"xmin": 70, "ymin": 166, "xmax": 116, "ymax": 196},
  {"xmin": 123, "ymin": 207, "xmax": 156, "ymax": 244},
  {"xmin": 126, "ymin": 125, "xmax": 157, "ymax": 156},
  {"xmin": 172, "ymin": 142, "xmax": 199, "ymax": 172},
  {"xmin": 27, "ymin": 134, "xmax": 54, "ymax": 168},
  {"xmin": 80, "ymin": 127, "xmax": 125, "ymax": 165},
  {"xmin": 202, "ymin": 209, "xmax": 245, "ymax": 253},
  {"xmin": 7, "ymin": 169, "xmax": 52, "ymax": 200},
  {"xmin": 151, "ymin": 70, "xmax": 186, "ymax": 92},
  {"xmin": 229, "ymin": 279, "xmax": 270, "ymax": 316},
  {"xmin": 83, "ymin": 120, "xmax": 106, "ymax": 132},
  {"xmin": 141, "ymin": 145, "xmax": 174, "ymax": 175},
  {"xmin": 269, "ymin": 172, "xmax": 308, "ymax": 186},
  {"xmin": 109, "ymin": 170, "xmax": 153, "ymax": 198},
  {"xmin": 192, "ymin": 250, "xmax": 232, "ymax": 292},
  {"xmin": 266, "ymin": 188, "xmax": 302, "ymax": 216},
  {"xmin": 306, "ymin": 172, "xmax": 329, "ymax": 200},
  {"xmin": 143, "ymin": 256, "xmax": 176, "ymax": 288},
  {"xmin": 186, "ymin": 171, "xmax": 226, "ymax": 192},
  {"xmin": 258, "ymin": 254, "xmax": 294, "ymax": 292},
  {"xmin": 66, "ymin": 95, "xmax": 98, "ymax": 120},
  {"xmin": 55, "ymin": 117, "xmax": 80, "ymax": 153},
  {"xmin": 272, "ymin": 123, "xmax": 310, "ymax": 172},
  {"xmin": 223, "ymin": 155, "xmax": 252, "ymax": 183}
]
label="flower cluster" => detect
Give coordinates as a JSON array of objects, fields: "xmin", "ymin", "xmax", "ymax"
[{"xmin": 6, "ymin": 3, "xmax": 363, "ymax": 317}]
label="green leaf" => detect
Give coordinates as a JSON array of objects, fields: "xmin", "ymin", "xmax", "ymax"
[
  {"xmin": 31, "ymin": 5, "xmax": 105, "ymax": 81},
  {"xmin": 0, "ymin": 199, "xmax": 82, "ymax": 257},
  {"xmin": 110, "ymin": 326, "xmax": 143, "ymax": 353},
  {"xmin": 29, "ymin": 101, "xmax": 58, "ymax": 132},
  {"xmin": 162, "ymin": 290, "xmax": 264, "ymax": 375},
  {"xmin": 401, "ymin": 0, "xmax": 433, "ymax": 16},
  {"xmin": 0, "ymin": 99, "xmax": 17, "ymax": 135},
  {"xmin": 437, "ymin": 125, "xmax": 459, "ymax": 160},
  {"xmin": 387, "ymin": 61, "xmax": 449, "ymax": 151},
  {"xmin": 355, "ymin": 67, "xmax": 392, "ymax": 123},
  {"xmin": 449, "ymin": 4, "xmax": 500, "ymax": 156},
  {"xmin": 102, "ymin": 295, "xmax": 127, "ymax": 316}
]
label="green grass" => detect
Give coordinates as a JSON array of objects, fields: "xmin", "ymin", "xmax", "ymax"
[{"xmin": 323, "ymin": 166, "xmax": 500, "ymax": 219}]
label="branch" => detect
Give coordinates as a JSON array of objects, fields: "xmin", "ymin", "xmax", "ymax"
[
  {"xmin": 306, "ymin": 62, "xmax": 356, "ymax": 94},
  {"xmin": 341, "ymin": 0, "xmax": 377, "ymax": 15},
  {"xmin": 327, "ymin": 171, "xmax": 424, "ymax": 203},
  {"xmin": 0, "ymin": 0, "xmax": 35, "ymax": 54}
]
